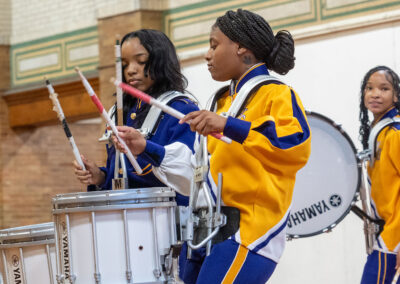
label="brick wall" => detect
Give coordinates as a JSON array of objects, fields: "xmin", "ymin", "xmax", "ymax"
[
  {"xmin": 9, "ymin": 0, "xmax": 167, "ymax": 44},
  {"xmin": 0, "ymin": 0, "xmax": 11, "ymax": 44},
  {"xmin": 0, "ymin": 113, "xmax": 106, "ymax": 228}
]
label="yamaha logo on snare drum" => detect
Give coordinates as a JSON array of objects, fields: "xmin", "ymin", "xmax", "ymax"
[
  {"xmin": 12, "ymin": 255, "xmax": 19, "ymax": 267},
  {"xmin": 287, "ymin": 195, "xmax": 343, "ymax": 228}
]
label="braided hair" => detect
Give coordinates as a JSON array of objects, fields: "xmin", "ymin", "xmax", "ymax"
[
  {"xmin": 359, "ymin": 66, "xmax": 400, "ymax": 149},
  {"xmin": 215, "ymin": 9, "xmax": 295, "ymax": 75}
]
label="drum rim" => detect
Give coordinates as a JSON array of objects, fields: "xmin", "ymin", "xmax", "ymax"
[
  {"xmin": 287, "ymin": 110, "xmax": 361, "ymax": 238},
  {"xmin": 0, "ymin": 222, "xmax": 55, "ymax": 245},
  {"xmin": 52, "ymin": 187, "xmax": 174, "ymax": 204}
]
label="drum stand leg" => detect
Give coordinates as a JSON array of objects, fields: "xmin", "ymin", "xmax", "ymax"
[
  {"xmin": 65, "ymin": 214, "xmax": 76, "ymax": 284},
  {"xmin": 19, "ymin": 248, "xmax": 27, "ymax": 284},
  {"xmin": 46, "ymin": 244, "xmax": 55, "ymax": 284},
  {"xmin": 91, "ymin": 211, "xmax": 101, "ymax": 284},
  {"xmin": 1, "ymin": 250, "xmax": 9, "ymax": 283},
  {"xmin": 152, "ymin": 208, "xmax": 162, "ymax": 279},
  {"xmin": 54, "ymin": 215, "xmax": 64, "ymax": 284},
  {"xmin": 122, "ymin": 209, "xmax": 132, "ymax": 283}
]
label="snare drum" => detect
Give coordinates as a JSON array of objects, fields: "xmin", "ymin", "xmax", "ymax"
[
  {"xmin": 52, "ymin": 187, "xmax": 177, "ymax": 284},
  {"xmin": 0, "ymin": 222, "xmax": 56, "ymax": 284},
  {"xmin": 287, "ymin": 111, "xmax": 360, "ymax": 238}
]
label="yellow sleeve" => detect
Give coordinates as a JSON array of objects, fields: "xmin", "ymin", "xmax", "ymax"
[{"xmin": 223, "ymin": 85, "xmax": 311, "ymax": 174}]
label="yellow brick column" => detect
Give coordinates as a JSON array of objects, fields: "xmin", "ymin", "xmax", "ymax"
[{"xmin": 0, "ymin": 44, "xmax": 10, "ymax": 228}]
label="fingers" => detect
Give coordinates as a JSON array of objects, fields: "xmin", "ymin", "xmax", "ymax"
[
  {"xmin": 179, "ymin": 111, "xmax": 201, "ymax": 125},
  {"xmin": 179, "ymin": 110, "xmax": 226, "ymax": 135}
]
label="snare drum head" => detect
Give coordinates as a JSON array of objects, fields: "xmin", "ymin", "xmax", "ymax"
[{"xmin": 287, "ymin": 112, "xmax": 360, "ymax": 237}]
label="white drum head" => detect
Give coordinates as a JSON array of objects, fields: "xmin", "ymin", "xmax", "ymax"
[{"xmin": 287, "ymin": 112, "xmax": 360, "ymax": 237}]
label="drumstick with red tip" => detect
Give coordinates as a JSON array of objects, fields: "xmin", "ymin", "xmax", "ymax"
[
  {"xmin": 392, "ymin": 268, "xmax": 400, "ymax": 284},
  {"xmin": 111, "ymin": 79, "xmax": 232, "ymax": 144},
  {"xmin": 45, "ymin": 77, "xmax": 86, "ymax": 171},
  {"xmin": 75, "ymin": 67, "xmax": 143, "ymax": 174}
]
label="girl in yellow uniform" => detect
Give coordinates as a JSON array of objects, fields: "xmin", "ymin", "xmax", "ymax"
[
  {"xmin": 178, "ymin": 9, "xmax": 311, "ymax": 284},
  {"xmin": 359, "ymin": 66, "xmax": 400, "ymax": 284},
  {"xmin": 114, "ymin": 9, "xmax": 311, "ymax": 283}
]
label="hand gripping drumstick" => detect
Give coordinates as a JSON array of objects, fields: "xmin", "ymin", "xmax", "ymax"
[
  {"xmin": 75, "ymin": 67, "xmax": 143, "ymax": 174},
  {"xmin": 392, "ymin": 268, "xmax": 400, "ymax": 284},
  {"xmin": 112, "ymin": 79, "xmax": 232, "ymax": 144},
  {"xmin": 45, "ymin": 78, "xmax": 86, "ymax": 171}
]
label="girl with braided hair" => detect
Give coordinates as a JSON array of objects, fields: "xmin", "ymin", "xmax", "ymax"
[
  {"xmin": 176, "ymin": 9, "xmax": 311, "ymax": 283},
  {"xmin": 358, "ymin": 66, "xmax": 400, "ymax": 284},
  {"xmin": 114, "ymin": 9, "xmax": 310, "ymax": 283}
]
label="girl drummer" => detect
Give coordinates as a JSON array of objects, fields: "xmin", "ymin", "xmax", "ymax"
[
  {"xmin": 359, "ymin": 66, "xmax": 400, "ymax": 284},
  {"xmin": 73, "ymin": 29, "xmax": 198, "ymax": 205},
  {"xmin": 116, "ymin": 9, "xmax": 311, "ymax": 283}
]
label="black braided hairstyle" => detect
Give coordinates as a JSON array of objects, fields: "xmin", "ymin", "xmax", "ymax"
[
  {"xmin": 359, "ymin": 65, "xmax": 400, "ymax": 149},
  {"xmin": 215, "ymin": 9, "xmax": 295, "ymax": 75},
  {"xmin": 119, "ymin": 29, "xmax": 188, "ymax": 126}
]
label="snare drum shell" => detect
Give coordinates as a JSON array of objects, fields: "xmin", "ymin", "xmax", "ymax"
[
  {"xmin": 0, "ymin": 223, "xmax": 57, "ymax": 284},
  {"xmin": 53, "ymin": 188, "xmax": 177, "ymax": 284}
]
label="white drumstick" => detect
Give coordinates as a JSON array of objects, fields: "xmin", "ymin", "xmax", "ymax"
[
  {"xmin": 46, "ymin": 78, "xmax": 86, "ymax": 171},
  {"xmin": 392, "ymin": 268, "xmax": 400, "ymax": 284},
  {"xmin": 75, "ymin": 67, "xmax": 143, "ymax": 174}
]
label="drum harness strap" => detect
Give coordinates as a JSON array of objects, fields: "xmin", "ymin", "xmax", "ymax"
[
  {"xmin": 184, "ymin": 75, "xmax": 286, "ymax": 257},
  {"xmin": 351, "ymin": 117, "xmax": 400, "ymax": 254},
  {"xmin": 96, "ymin": 91, "xmax": 198, "ymax": 190}
]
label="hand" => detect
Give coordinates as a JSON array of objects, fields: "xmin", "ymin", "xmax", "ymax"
[
  {"xmin": 396, "ymin": 250, "xmax": 400, "ymax": 270},
  {"xmin": 113, "ymin": 126, "xmax": 146, "ymax": 156},
  {"xmin": 73, "ymin": 155, "xmax": 105, "ymax": 185},
  {"xmin": 179, "ymin": 110, "xmax": 227, "ymax": 136}
]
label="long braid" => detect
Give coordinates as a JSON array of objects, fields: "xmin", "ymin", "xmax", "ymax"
[
  {"xmin": 359, "ymin": 66, "xmax": 400, "ymax": 149},
  {"xmin": 215, "ymin": 9, "xmax": 295, "ymax": 75}
]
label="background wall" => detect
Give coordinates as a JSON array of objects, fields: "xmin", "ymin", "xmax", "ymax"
[
  {"xmin": 1, "ymin": 0, "xmax": 400, "ymax": 283},
  {"xmin": 180, "ymin": 19, "xmax": 400, "ymax": 284}
]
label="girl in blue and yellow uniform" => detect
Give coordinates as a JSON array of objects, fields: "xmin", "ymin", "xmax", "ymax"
[
  {"xmin": 177, "ymin": 9, "xmax": 311, "ymax": 283},
  {"xmin": 73, "ymin": 29, "xmax": 198, "ymax": 205},
  {"xmin": 114, "ymin": 9, "xmax": 311, "ymax": 283},
  {"xmin": 359, "ymin": 66, "xmax": 400, "ymax": 284}
]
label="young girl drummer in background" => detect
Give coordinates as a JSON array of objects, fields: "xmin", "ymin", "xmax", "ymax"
[
  {"xmin": 359, "ymin": 66, "xmax": 400, "ymax": 284},
  {"xmin": 73, "ymin": 29, "xmax": 198, "ymax": 205},
  {"xmin": 116, "ymin": 9, "xmax": 311, "ymax": 283}
]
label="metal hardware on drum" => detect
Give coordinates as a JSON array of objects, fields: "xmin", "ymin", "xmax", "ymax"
[
  {"xmin": 0, "ymin": 223, "xmax": 57, "ymax": 284},
  {"xmin": 350, "ymin": 144, "xmax": 385, "ymax": 255},
  {"xmin": 52, "ymin": 187, "xmax": 178, "ymax": 284},
  {"xmin": 184, "ymin": 135, "xmax": 227, "ymax": 257},
  {"xmin": 287, "ymin": 111, "xmax": 361, "ymax": 238}
]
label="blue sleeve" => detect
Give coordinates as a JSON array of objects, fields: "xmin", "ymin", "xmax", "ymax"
[{"xmin": 140, "ymin": 99, "xmax": 198, "ymax": 165}]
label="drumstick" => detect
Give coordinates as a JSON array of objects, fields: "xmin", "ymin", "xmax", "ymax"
[
  {"xmin": 75, "ymin": 67, "xmax": 143, "ymax": 174},
  {"xmin": 112, "ymin": 79, "xmax": 232, "ymax": 144},
  {"xmin": 392, "ymin": 268, "xmax": 400, "ymax": 284},
  {"xmin": 45, "ymin": 78, "xmax": 86, "ymax": 171}
]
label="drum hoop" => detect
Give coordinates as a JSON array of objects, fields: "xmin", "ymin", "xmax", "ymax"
[
  {"xmin": 0, "ymin": 239, "xmax": 54, "ymax": 248},
  {"xmin": 287, "ymin": 111, "xmax": 361, "ymax": 238},
  {"xmin": 52, "ymin": 201, "xmax": 177, "ymax": 214},
  {"xmin": 52, "ymin": 187, "xmax": 175, "ymax": 205},
  {"xmin": 0, "ymin": 222, "xmax": 54, "ymax": 242}
]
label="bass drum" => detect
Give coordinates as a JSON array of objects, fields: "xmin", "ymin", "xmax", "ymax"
[{"xmin": 287, "ymin": 111, "xmax": 360, "ymax": 238}]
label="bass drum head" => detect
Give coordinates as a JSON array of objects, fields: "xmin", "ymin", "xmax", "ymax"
[{"xmin": 287, "ymin": 111, "xmax": 360, "ymax": 238}]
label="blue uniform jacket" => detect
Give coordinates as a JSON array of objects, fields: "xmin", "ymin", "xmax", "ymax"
[{"xmin": 96, "ymin": 97, "xmax": 198, "ymax": 205}]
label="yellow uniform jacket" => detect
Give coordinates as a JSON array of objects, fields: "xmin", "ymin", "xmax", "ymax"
[
  {"xmin": 208, "ymin": 63, "xmax": 311, "ymax": 262},
  {"xmin": 369, "ymin": 107, "xmax": 400, "ymax": 254}
]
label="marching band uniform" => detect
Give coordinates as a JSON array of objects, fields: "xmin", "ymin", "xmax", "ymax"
[
  {"xmin": 96, "ymin": 96, "xmax": 198, "ymax": 205},
  {"xmin": 361, "ymin": 107, "xmax": 400, "ymax": 284},
  {"xmin": 178, "ymin": 63, "xmax": 311, "ymax": 283}
]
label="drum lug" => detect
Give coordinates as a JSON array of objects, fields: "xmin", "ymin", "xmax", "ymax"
[
  {"xmin": 56, "ymin": 274, "xmax": 65, "ymax": 284},
  {"xmin": 153, "ymin": 268, "xmax": 162, "ymax": 278}
]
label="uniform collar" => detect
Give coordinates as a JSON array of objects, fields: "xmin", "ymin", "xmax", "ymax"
[
  {"xmin": 230, "ymin": 63, "xmax": 269, "ymax": 96},
  {"xmin": 380, "ymin": 107, "xmax": 399, "ymax": 121}
]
